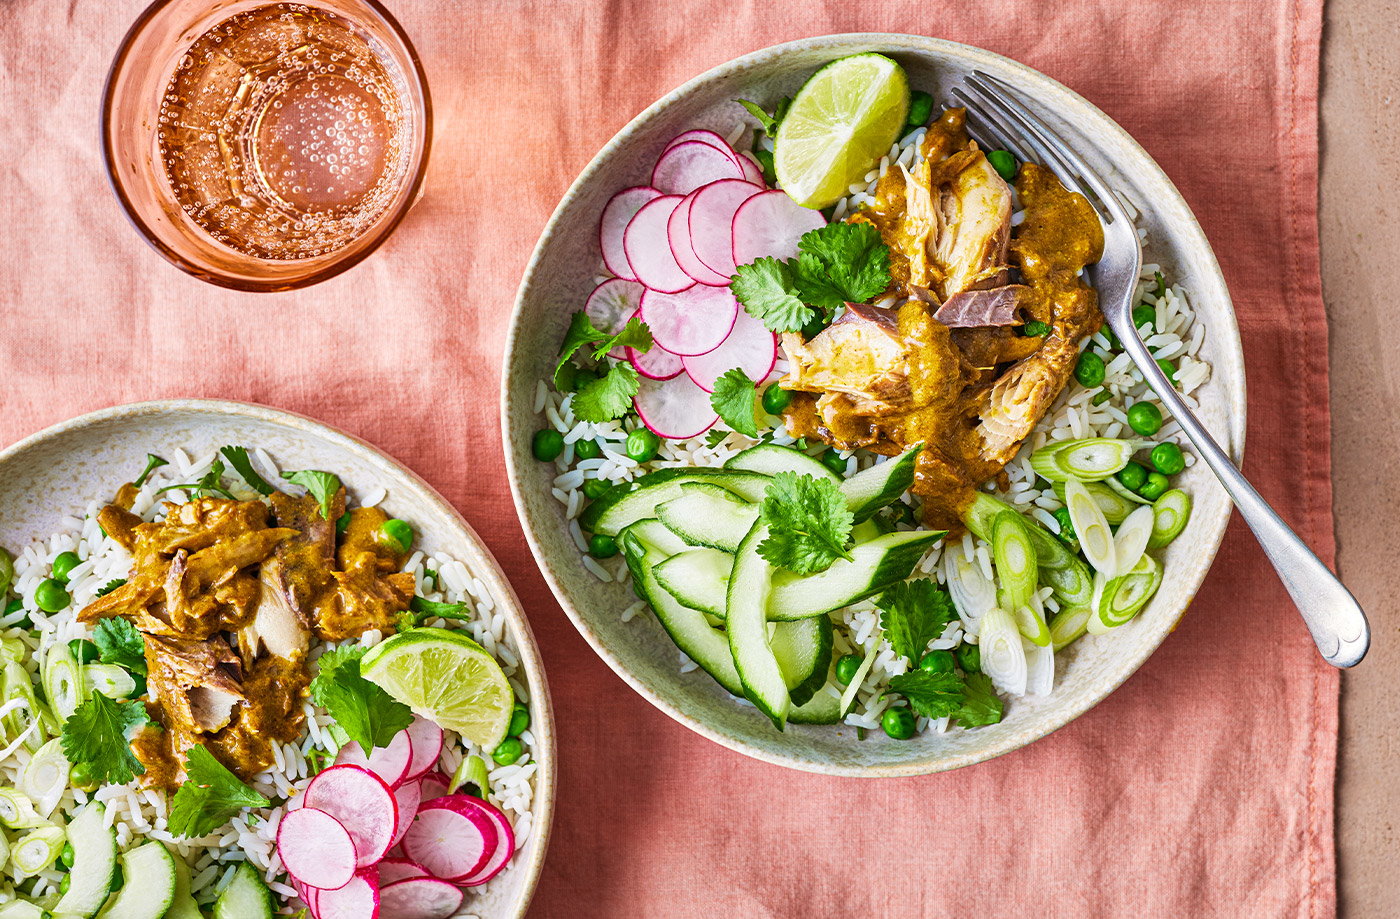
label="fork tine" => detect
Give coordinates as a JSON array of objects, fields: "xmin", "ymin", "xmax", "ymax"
[
  {"xmin": 960, "ymin": 77, "xmax": 1095, "ymax": 202},
  {"xmin": 948, "ymin": 87, "xmax": 1029, "ymax": 161}
]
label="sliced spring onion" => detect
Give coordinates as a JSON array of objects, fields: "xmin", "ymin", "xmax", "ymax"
[
  {"xmin": 20, "ymin": 738, "xmax": 69, "ymax": 817},
  {"xmin": 943, "ymin": 543, "xmax": 996, "ymax": 639},
  {"xmin": 1103, "ymin": 474, "xmax": 1152, "ymax": 506},
  {"xmin": 1049, "ymin": 607, "xmax": 1092, "ymax": 651},
  {"xmin": 1023, "ymin": 636, "xmax": 1055, "ymax": 696},
  {"xmin": 1042, "ymin": 554, "xmax": 1095, "ymax": 608},
  {"xmin": 1024, "ymin": 520, "xmax": 1074, "ymax": 571},
  {"xmin": 837, "ymin": 647, "xmax": 877, "ymax": 717},
  {"xmin": 1030, "ymin": 438, "xmax": 1137, "ymax": 482},
  {"xmin": 2, "ymin": 662, "xmax": 49, "ymax": 755},
  {"xmin": 1111, "ymin": 506, "xmax": 1156, "ymax": 577},
  {"xmin": 1065, "ymin": 479, "xmax": 1117, "ymax": 576},
  {"xmin": 1148, "ymin": 489, "xmax": 1192, "ymax": 548},
  {"xmin": 84, "ymin": 664, "xmax": 137, "ymax": 700},
  {"xmin": 1091, "ymin": 554, "xmax": 1163, "ymax": 631},
  {"xmin": 449, "ymin": 754, "xmax": 490, "ymax": 798},
  {"xmin": 962, "ymin": 491, "xmax": 1011, "ymax": 541},
  {"xmin": 0, "ymin": 637, "xmax": 26, "ymax": 665},
  {"xmin": 0, "ymin": 829, "xmax": 8, "ymax": 873},
  {"xmin": 41, "ymin": 643, "xmax": 82, "ymax": 722},
  {"xmin": 11, "ymin": 825, "xmax": 65, "ymax": 874},
  {"xmin": 0, "ymin": 788, "xmax": 48, "ymax": 829},
  {"xmin": 977, "ymin": 608, "xmax": 1027, "ymax": 696},
  {"xmin": 1012, "ymin": 598, "xmax": 1051, "ymax": 647},
  {"xmin": 991, "ymin": 511, "xmax": 1038, "ymax": 611},
  {"xmin": 1052, "ymin": 480, "xmax": 1138, "ymax": 525}
]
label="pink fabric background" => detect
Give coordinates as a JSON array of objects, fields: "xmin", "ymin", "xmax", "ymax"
[{"xmin": 0, "ymin": 1, "xmax": 1337, "ymax": 916}]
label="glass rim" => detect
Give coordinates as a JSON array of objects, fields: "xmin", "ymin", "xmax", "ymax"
[{"xmin": 100, "ymin": 0, "xmax": 434, "ymax": 293}]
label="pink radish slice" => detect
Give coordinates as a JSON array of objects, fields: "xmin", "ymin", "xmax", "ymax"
[
  {"xmin": 277, "ymin": 807, "xmax": 358, "ymax": 891},
  {"xmin": 389, "ymin": 777, "xmax": 423, "ymax": 849},
  {"xmin": 628, "ymin": 341, "xmax": 684, "ymax": 380},
  {"xmin": 401, "ymin": 798, "xmax": 500, "ymax": 883},
  {"xmin": 640, "ymin": 285, "xmax": 738, "ymax": 356},
  {"xmin": 417, "ymin": 771, "xmax": 451, "ymax": 803},
  {"xmin": 402, "ymin": 717, "xmax": 444, "ymax": 782},
  {"xmin": 634, "ymin": 373, "xmax": 719, "ymax": 439},
  {"xmin": 334, "ymin": 729, "xmax": 413, "ymax": 787},
  {"xmin": 668, "ymin": 191, "xmax": 732, "ymax": 286},
  {"xmin": 379, "ymin": 878, "xmax": 464, "ymax": 919},
  {"xmin": 624, "ymin": 196, "xmax": 695, "ymax": 294},
  {"xmin": 599, "ymin": 186, "xmax": 661, "ymax": 280},
  {"xmin": 736, "ymin": 151, "xmax": 765, "ymax": 185},
  {"xmin": 682, "ymin": 310, "xmax": 779, "ymax": 392},
  {"xmin": 651, "ymin": 140, "xmax": 745, "ymax": 196},
  {"xmin": 304, "ymin": 765, "xmax": 399, "ymax": 867},
  {"xmin": 292, "ymin": 879, "xmax": 320, "ymax": 913},
  {"xmin": 663, "ymin": 129, "xmax": 741, "ymax": 163},
  {"xmin": 731, "ymin": 189, "xmax": 827, "ymax": 266},
  {"xmin": 315, "ymin": 867, "xmax": 380, "ymax": 919},
  {"xmin": 453, "ymin": 796, "xmax": 518, "ymax": 887},
  {"xmin": 584, "ymin": 278, "xmax": 646, "ymax": 357},
  {"xmin": 378, "ymin": 857, "xmax": 431, "ymax": 885},
  {"xmin": 688, "ymin": 179, "xmax": 765, "ymax": 278}
]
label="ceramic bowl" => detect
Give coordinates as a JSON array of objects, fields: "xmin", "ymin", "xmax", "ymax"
[
  {"xmin": 0, "ymin": 399, "xmax": 554, "ymax": 916},
  {"xmin": 502, "ymin": 34, "xmax": 1245, "ymax": 776}
]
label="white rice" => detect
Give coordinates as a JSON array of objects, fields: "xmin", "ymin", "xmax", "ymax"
[
  {"xmin": 541, "ymin": 121, "xmax": 1211, "ymax": 736},
  {"xmin": 0, "ymin": 454, "xmax": 535, "ymax": 913}
]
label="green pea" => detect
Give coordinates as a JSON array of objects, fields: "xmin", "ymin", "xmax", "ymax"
[
  {"xmin": 835, "ymin": 653, "xmax": 863, "ymax": 686},
  {"xmin": 582, "ymin": 479, "xmax": 610, "ymax": 500},
  {"xmin": 1139, "ymin": 472, "xmax": 1170, "ymax": 501},
  {"xmin": 1102, "ymin": 326, "xmax": 1120, "ymax": 349},
  {"xmin": 35, "ymin": 579, "xmax": 69, "ymax": 613},
  {"xmin": 571, "ymin": 368, "xmax": 599, "ymax": 392},
  {"xmin": 625, "ymin": 428, "xmax": 660, "ymax": 462},
  {"xmin": 492, "ymin": 737, "xmax": 524, "ymax": 766},
  {"xmin": 1090, "ymin": 389, "xmax": 1113, "ymax": 406},
  {"xmin": 881, "ymin": 706, "xmax": 917, "ymax": 740},
  {"xmin": 335, "ymin": 511, "xmax": 351, "ymax": 534},
  {"xmin": 588, "ymin": 534, "xmax": 618, "ymax": 559},
  {"xmin": 919, "ymin": 650, "xmax": 956, "ymax": 674},
  {"xmin": 378, "ymin": 519, "xmax": 414, "ymax": 553},
  {"xmin": 507, "ymin": 703, "xmax": 530, "ymax": 738},
  {"xmin": 955, "ymin": 642, "xmax": 981, "ymax": 673},
  {"xmin": 1156, "ymin": 358, "xmax": 1178, "ymax": 386},
  {"xmin": 69, "ymin": 760, "xmax": 95, "ymax": 791},
  {"xmin": 820, "ymin": 448, "xmax": 847, "ymax": 476},
  {"xmin": 1150, "ymin": 442, "xmax": 1185, "ymax": 476},
  {"xmin": 59, "ymin": 874, "xmax": 71, "ymax": 896},
  {"xmin": 1116, "ymin": 460, "xmax": 1148, "ymax": 492},
  {"xmin": 68, "ymin": 638, "xmax": 99, "ymax": 665},
  {"xmin": 574, "ymin": 439, "xmax": 602, "ymax": 461},
  {"xmin": 52, "ymin": 551, "xmax": 81, "ymax": 585},
  {"xmin": 907, "ymin": 90, "xmax": 935, "ymax": 128},
  {"xmin": 1132, "ymin": 304, "xmax": 1156, "ymax": 331},
  {"xmin": 987, "ymin": 149, "xmax": 1018, "ymax": 182},
  {"xmin": 761, "ymin": 384, "xmax": 792, "ymax": 415},
  {"xmin": 532, "ymin": 429, "xmax": 565, "ymax": 462},
  {"xmin": 1126, "ymin": 401, "xmax": 1163, "ymax": 436},
  {"xmin": 1021, "ymin": 320, "xmax": 1050, "ymax": 337},
  {"xmin": 1074, "ymin": 351, "xmax": 1106, "ymax": 387},
  {"xmin": 59, "ymin": 842, "xmax": 75, "ymax": 870}
]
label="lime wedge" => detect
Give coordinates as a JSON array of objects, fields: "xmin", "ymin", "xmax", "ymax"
[
  {"xmin": 360, "ymin": 628, "xmax": 514, "ymax": 749},
  {"xmin": 773, "ymin": 53, "xmax": 911, "ymax": 209}
]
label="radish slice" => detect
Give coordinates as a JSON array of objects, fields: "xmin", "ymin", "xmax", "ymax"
[
  {"xmin": 315, "ymin": 868, "xmax": 380, "ymax": 919},
  {"xmin": 379, "ymin": 878, "xmax": 464, "ymax": 919},
  {"xmin": 454, "ymin": 796, "xmax": 518, "ymax": 887},
  {"xmin": 599, "ymin": 186, "xmax": 661, "ymax": 280},
  {"xmin": 688, "ymin": 179, "xmax": 765, "ymax": 279},
  {"xmin": 304, "ymin": 765, "xmax": 399, "ymax": 867},
  {"xmin": 292, "ymin": 878, "xmax": 320, "ymax": 913},
  {"xmin": 584, "ymin": 278, "xmax": 646, "ymax": 357},
  {"xmin": 402, "ymin": 717, "xmax": 444, "ymax": 782},
  {"xmin": 277, "ymin": 807, "xmax": 358, "ymax": 891},
  {"xmin": 651, "ymin": 141, "xmax": 745, "ymax": 196},
  {"xmin": 389, "ymin": 777, "xmax": 422, "ymax": 849},
  {"xmin": 663, "ymin": 129, "xmax": 742, "ymax": 164},
  {"xmin": 640, "ymin": 286, "xmax": 739, "ymax": 356},
  {"xmin": 379, "ymin": 857, "xmax": 431, "ymax": 885},
  {"xmin": 417, "ymin": 771, "xmax": 451, "ymax": 803},
  {"xmin": 634, "ymin": 374, "xmax": 718, "ymax": 439},
  {"xmin": 682, "ymin": 309, "xmax": 779, "ymax": 392},
  {"xmin": 629, "ymin": 340, "xmax": 684, "ymax": 380},
  {"xmin": 402, "ymin": 798, "xmax": 500, "ymax": 883},
  {"xmin": 334, "ymin": 730, "xmax": 413, "ymax": 788},
  {"xmin": 731, "ymin": 189, "xmax": 827, "ymax": 266},
  {"xmin": 624, "ymin": 196, "xmax": 694, "ymax": 294},
  {"xmin": 667, "ymin": 192, "xmax": 732, "ymax": 286},
  {"xmin": 735, "ymin": 151, "xmax": 765, "ymax": 185}
]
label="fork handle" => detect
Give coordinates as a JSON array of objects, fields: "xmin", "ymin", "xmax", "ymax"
[{"xmin": 1113, "ymin": 323, "xmax": 1370, "ymax": 667}]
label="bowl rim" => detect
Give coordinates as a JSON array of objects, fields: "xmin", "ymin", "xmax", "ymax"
[
  {"xmin": 502, "ymin": 33, "xmax": 1246, "ymax": 777},
  {"xmin": 1, "ymin": 398, "xmax": 555, "ymax": 914}
]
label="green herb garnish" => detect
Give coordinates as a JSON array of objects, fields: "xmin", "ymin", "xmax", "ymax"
[
  {"xmin": 730, "ymin": 257, "xmax": 813, "ymax": 333},
  {"xmin": 886, "ymin": 669, "xmax": 965, "ymax": 720},
  {"xmin": 132, "ymin": 453, "xmax": 168, "ymax": 489},
  {"xmin": 554, "ymin": 311, "xmax": 653, "ymax": 390},
  {"xmin": 60, "ymin": 691, "xmax": 148, "ymax": 786},
  {"xmin": 156, "ymin": 458, "xmax": 235, "ymax": 500},
  {"xmin": 756, "ymin": 472, "xmax": 854, "ymax": 575},
  {"xmin": 953, "ymin": 672, "xmax": 1004, "ymax": 727},
  {"xmin": 792, "ymin": 223, "xmax": 892, "ymax": 310},
  {"xmin": 219, "ymin": 446, "xmax": 274, "ymax": 496},
  {"xmin": 875, "ymin": 580, "xmax": 959, "ymax": 665},
  {"xmin": 710, "ymin": 368, "xmax": 760, "ymax": 438},
  {"xmin": 310, "ymin": 647, "xmax": 413, "ymax": 756},
  {"xmin": 572, "ymin": 362, "xmax": 640, "ymax": 423},
  {"xmin": 91, "ymin": 617, "xmax": 146, "ymax": 676},
  {"xmin": 280, "ymin": 470, "xmax": 341, "ymax": 520},
  {"xmin": 94, "ymin": 578, "xmax": 127, "ymax": 598},
  {"xmin": 167, "ymin": 745, "xmax": 270, "ymax": 838},
  {"xmin": 737, "ymin": 96, "xmax": 791, "ymax": 135},
  {"xmin": 406, "ymin": 596, "xmax": 471, "ymax": 625}
]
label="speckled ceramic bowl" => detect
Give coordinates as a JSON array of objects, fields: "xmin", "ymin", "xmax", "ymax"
[
  {"xmin": 0, "ymin": 400, "xmax": 554, "ymax": 916},
  {"xmin": 502, "ymin": 35, "xmax": 1246, "ymax": 776}
]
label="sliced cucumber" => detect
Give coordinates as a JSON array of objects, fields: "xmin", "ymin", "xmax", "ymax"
[
  {"xmin": 166, "ymin": 851, "xmax": 204, "ymax": 919},
  {"xmin": 96, "ymin": 841, "xmax": 175, "ymax": 919},
  {"xmin": 771, "ymin": 616, "xmax": 833, "ymax": 708},
  {"xmin": 839, "ymin": 445, "xmax": 921, "ymax": 522},
  {"xmin": 654, "ymin": 548, "xmax": 731, "ymax": 617},
  {"xmin": 42, "ymin": 641, "xmax": 83, "ymax": 722},
  {"xmin": 0, "ymin": 903, "xmax": 47, "ymax": 919},
  {"xmin": 585, "ymin": 469, "xmax": 772, "ymax": 536},
  {"xmin": 619, "ymin": 529, "xmax": 743, "ymax": 696},
  {"xmin": 788, "ymin": 677, "xmax": 844, "ymax": 725},
  {"xmin": 724, "ymin": 443, "xmax": 840, "ymax": 482},
  {"xmin": 212, "ymin": 862, "xmax": 275, "ymax": 919},
  {"xmin": 767, "ymin": 530, "xmax": 944, "ymax": 619},
  {"xmin": 618, "ymin": 517, "xmax": 690, "ymax": 557},
  {"xmin": 726, "ymin": 522, "xmax": 790, "ymax": 729},
  {"xmin": 655, "ymin": 483, "xmax": 759, "ymax": 551},
  {"xmin": 54, "ymin": 802, "xmax": 118, "ymax": 917}
]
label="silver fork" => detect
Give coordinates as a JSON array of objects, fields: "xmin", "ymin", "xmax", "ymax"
[{"xmin": 952, "ymin": 71, "xmax": 1370, "ymax": 668}]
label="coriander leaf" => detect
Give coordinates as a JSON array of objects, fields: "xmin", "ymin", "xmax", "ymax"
[
  {"xmin": 954, "ymin": 672, "xmax": 1004, "ymax": 727},
  {"xmin": 757, "ymin": 472, "xmax": 854, "ymax": 575},
  {"xmin": 219, "ymin": 446, "xmax": 274, "ymax": 496},
  {"xmin": 92, "ymin": 617, "xmax": 147, "ymax": 676},
  {"xmin": 60, "ymin": 691, "xmax": 148, "ymax": 786},
  {"xmin": 875, "ymin": 579, "xmax": 959, "ymax": 665},
  {"xmin": 572, "ymin": 362, "xmax": 639, "ymax": 423},
  {"xmin": 311, "ymin": 649, "xmax": 413, "ymax": 756},
  {"xmin": 737, "ymin": 99, "xmax": 778, "ymax": 134},
  {"xmin": 95, "ymin": 578, "xmax": 127, "ymax": 598},
  {"xmin": 793, "ymin": 223, "xmax": 891, "ymax": 307},
  {"xmin": 592, "ymin": 316, "xmax": 652, "ymax": 360},
  {"xmin": 555, "ymin": 311, "xmax": 609, "ymax": 389},
  {"xmin": 731, "ymin": 258, "xmax": 813, "ymax": 333},
  {"xmin": 156, "ymin": 458, "xmax": 235, "ymax": 501},
  {"xmin": 710, "ymin": 369, "xmax": 759, "ymax": 438},
  {"xmin": 408, "ymin": 596, "xmax": 470, "ymax": 623},
  {"xmin": 704, "ymin": 429, "xmax": 730, "ymax": 449},
  {"xmin": 280, "ymin": 470, "xmax": 341, "ymax": 520},
  {"xmin": 167, "ymin": 745, "xmax": 270, "ymax": 838},
  {"xmin": 133, "ymin": 453, "xmax": 168, "ymax": 489},
  {"xmin": 887, "ymin": 669, "xmax": 965, "ymax": 720}
]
